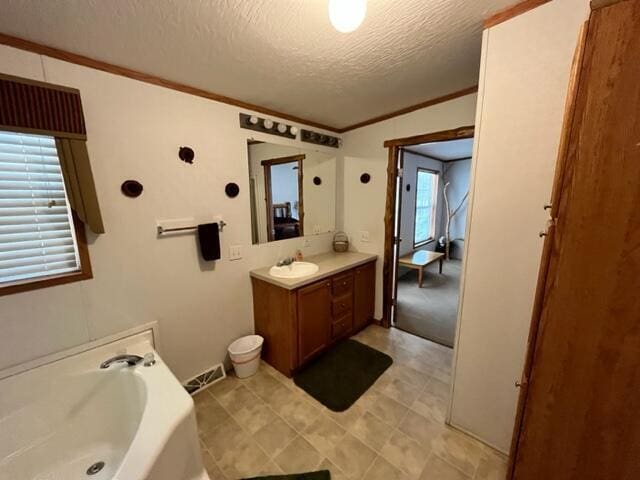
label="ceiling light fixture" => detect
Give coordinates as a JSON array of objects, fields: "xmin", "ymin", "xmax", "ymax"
[{"xmin": 329, "ymin": 0, "xmax": 366, "ymax": 33}]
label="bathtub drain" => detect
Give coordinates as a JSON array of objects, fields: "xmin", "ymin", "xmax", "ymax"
[{"xmin": 86, "ymin": 461, "xmax": 105, "ymax": 476}]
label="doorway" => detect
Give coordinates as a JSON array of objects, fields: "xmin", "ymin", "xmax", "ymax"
[
  {"xmin": 382, "ymin": 126, "xmax": 474, "ymax": 348},
  {"xmin": 261, "ymin": 154, "xmax": 305, "ymax": 241}
]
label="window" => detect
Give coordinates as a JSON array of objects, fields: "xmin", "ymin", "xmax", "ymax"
[
  {"xmin": 414, "ymin": 168, "xmax": 438, "ymax": 247},
  {"xmin": 0, "ymin": 130, "xmax": 87, "ymax": 292}
]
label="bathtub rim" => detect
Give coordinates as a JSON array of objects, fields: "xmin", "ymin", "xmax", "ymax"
[{"xmin": 0, "ymin": 321, "xmax": 161, "ymax": 382}]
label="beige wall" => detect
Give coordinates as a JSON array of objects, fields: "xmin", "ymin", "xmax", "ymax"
[
  {"xmin": 0, "ymin": 45, "xmax": 339, "ymax": 381},
  {"xmin": 449, "ymin": 0, "xmax": 591, "ymax": 452},
  {"xmin": 340, "ymin": 94, "xmax": 478, "ymax": 319}
]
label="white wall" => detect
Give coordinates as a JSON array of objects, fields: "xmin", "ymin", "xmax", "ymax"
[
  {"xmin": 398, "ymin": 153, "xmax": 444, "ymax": 257},
  {"xmin": 0, "ymin": 45, "xmax": 339, "ymax": 381},
  {"xmin": 450, "ymin": 0, "xmax": 590, "ymax": 452},
  {"xmin": 341, "ymin": 94, "xmax": 478, "ymax": 319}
]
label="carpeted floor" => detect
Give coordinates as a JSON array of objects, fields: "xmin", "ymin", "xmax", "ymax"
[{"xmin": 395, "ymin": 259, "xmax": 461, "ymax": 347}]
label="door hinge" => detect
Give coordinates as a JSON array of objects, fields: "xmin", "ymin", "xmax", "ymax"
[{"xmin": 393, "ymin": 236, "xmax": 402, "ymax": 245}]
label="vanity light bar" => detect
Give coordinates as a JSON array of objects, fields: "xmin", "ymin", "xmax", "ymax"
[
  {"xmin": 239, "ymin": 113, "xmax": 297, "ymax": 139},
  {"xmin": 300, "ymin": 129, "xmax": 341, "ymax": 148}
]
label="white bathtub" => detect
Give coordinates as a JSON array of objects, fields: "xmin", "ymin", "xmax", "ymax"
[{"xmin": 0, "ymin": 329, "xmax": 209, "ymax": 480}]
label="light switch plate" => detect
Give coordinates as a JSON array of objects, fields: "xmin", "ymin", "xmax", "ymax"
[
  {"xmin": 360, "ymin": 231, "xmax": 370, "ymax": 242},
  {"xmin": 229, "ymin": 245, "xmax": 242, "ymax": 261}
]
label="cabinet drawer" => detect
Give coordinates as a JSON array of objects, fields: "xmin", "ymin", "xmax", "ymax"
[
  {"xmin": 331, "ymin": 313, "xmax": 352, "ymax": 340},
  {"xmin": 332, "ymin": 294, "xmax": 353, "ymax": 317},
  {"xmin": 332, "ymin": 272, "xmax": 353, "ymax": 296}
]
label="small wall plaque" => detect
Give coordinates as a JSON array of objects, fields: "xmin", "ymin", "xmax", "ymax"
[
  {"xmin": 225, "ymin": 182, "xmax": 240, "ymax": 198},
  {"xmin": 179, "ymin": 146, "xmax": 195, "ymax": 164},
  {"xmin": 121, "ymin": 180, "xmax": 143, "ymax": 198}
]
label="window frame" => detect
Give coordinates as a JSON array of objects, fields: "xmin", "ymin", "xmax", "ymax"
[
  {"xmin": 413, "ymin": 167, "xmax": 439, "ymax": 249},
  {"xmin": 0, "ymin": 131, "xmax": 93, "ymax": 297}
]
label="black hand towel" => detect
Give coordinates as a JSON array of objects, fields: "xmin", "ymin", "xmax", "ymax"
[{"xmin": 197, "ymin": 223, "xmax": 220, "ymax": 261}]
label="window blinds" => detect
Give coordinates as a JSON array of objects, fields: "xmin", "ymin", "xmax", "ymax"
[{"xmin": 0, "ymin": 131, "xmax": 80, "ymax": 285}]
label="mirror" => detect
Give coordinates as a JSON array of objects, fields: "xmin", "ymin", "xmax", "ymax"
[{"xmin": 247, "ymin": 141, "xmax": 336, "ymax": 244}]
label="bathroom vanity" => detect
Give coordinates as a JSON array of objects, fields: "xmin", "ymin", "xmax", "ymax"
[{"xmin": 250, "ymin": 252, "xmax": 377, "ymax": 377}]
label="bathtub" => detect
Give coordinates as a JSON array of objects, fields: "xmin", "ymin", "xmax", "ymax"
[{"xmin": 0, "ymin": 329, "xmax": 209, "ymax": 480}]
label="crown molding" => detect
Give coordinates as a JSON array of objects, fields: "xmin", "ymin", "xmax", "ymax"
[
  {"xmin": 0, "ymin": 32, "xmax": 341, "ymax": 133},
  {"xmin": 484, "ymin": 0, "xmax": 551, "ymax": 29},
  {"xmin": 336, "ymin": 86, "xmax": 479, "ymax": 133},
  {"xmin": 0, "ymin": 32, "xmax": 480, "ymax": 135}
]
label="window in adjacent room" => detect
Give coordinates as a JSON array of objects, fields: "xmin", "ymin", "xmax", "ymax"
[
  {"xmin": 0, "ymin": 130, "xmax": 87, "ymax": 291},
  {"xmin": 413, "ymin": 168, "xmax": 438, "ymax": 247}
]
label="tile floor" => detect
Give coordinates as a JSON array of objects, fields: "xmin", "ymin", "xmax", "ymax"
[{"xmin": 195, "ymin": 325, "xmax": 507, "ymax": 480}]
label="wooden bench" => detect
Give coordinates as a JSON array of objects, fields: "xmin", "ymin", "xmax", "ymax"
[{"xmin": 398, "ymin": 250, "xmax": 444, "ymax": 288}]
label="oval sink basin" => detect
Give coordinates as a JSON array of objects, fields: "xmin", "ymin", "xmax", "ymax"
[{"xmin": 269, "ymin": 261, "xmax": 319, "ymax": 279}]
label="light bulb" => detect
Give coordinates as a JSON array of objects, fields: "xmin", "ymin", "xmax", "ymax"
[
  {"xmin": 277, "ymin": 123, "xmax": 287, "ymax": 133},
  {"xmin": 263, "ymin": 119, "xmax": 274, "ymax": 129},
  {"xmin": 248, "ymin": 115, "xmax": 259, "ymax": 125},
  {"xmin": 290, "ymin": 126, "xmax": 299, "ymax": 136},
  {"xmin": 329, "ymin": 0, "xmax": 366, "ymax": 33}
]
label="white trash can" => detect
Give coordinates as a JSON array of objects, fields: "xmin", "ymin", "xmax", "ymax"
[{"xmin": 228, "ymin": 335, "xmax": 264, "ymax": 378}]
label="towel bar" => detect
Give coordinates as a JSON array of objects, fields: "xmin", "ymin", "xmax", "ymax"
[{"xmin": 157, "ymin": 220, "xmax": 226, "ymax": 235}]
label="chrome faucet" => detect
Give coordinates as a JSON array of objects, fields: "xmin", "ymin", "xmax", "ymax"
[
  {"xmin": 276, "ymin": 256, "xmax": 295, "ymax": 267},
  {"xmin": 100, "ymin": 354, "xmax": 143, "ymax": 369}
]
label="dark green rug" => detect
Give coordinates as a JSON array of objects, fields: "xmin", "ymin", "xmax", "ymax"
[
  {"xmin": 244, "ymin": 470, "xmax": 330, "ymax": 480},
  {"xmin": 293, "ymin": 339, "xmax": 393, "ymax": 412}
]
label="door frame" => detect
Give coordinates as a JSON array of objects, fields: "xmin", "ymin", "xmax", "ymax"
[
  {"xmin": 261, "ymin": 154, "xmax": 305, "ymax": 241},
  {"xmin": 381, "ymin": 125, "xmax": 475, "ymax": 327}
]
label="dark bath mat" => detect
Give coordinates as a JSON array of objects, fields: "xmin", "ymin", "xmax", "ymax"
[
  {"xmin": 293, "ymin": 339, "xmax": 393, "ymax": 412},
  {"xmin": 244, "ymin": 470, "xmax": 330, "ymax": 480}
]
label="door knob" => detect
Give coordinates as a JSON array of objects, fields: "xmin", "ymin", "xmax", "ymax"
[
  {"xmin": 539, "ymin": 231, "xmax": 548, "ymax": 238},
  {"xmin": 544, "ymin": 203, "xmax": 552, "ymax": 210}
]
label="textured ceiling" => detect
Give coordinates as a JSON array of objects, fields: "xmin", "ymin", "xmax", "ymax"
[
  {"xmin": 408, "ymin": 138, "xmax": 474, "ymax": 161},
  {"xmin": 0, "ymin": 0, "xmax": 518, "ymax": 129}
]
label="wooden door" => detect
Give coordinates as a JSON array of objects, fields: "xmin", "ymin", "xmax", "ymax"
[
  {"xmin": 511, "ymin": 1, "xmax": 640, "ymax": 478},
  {"xmin": 297, "ymin": 279, "xmax": 332, "ymax": 364},
  {"xmin": 354, "ymin": 262, "xmax": 376, "ymax": 331}
]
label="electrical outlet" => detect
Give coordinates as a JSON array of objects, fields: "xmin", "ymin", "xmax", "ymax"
[
  {"xmin": 303, "ymin": 238, "xmax": 312, "ymax": 248},
  {"xmin": 229, "ymin": 245, "xmax": 242, "ymax": 261},
  {"xmin": 313, "ymin": 224, "xmax": 321, "ymax": 234},
  {"xmin": 360, "ymin": 231, "xmax": 370, "ymax": 242}
]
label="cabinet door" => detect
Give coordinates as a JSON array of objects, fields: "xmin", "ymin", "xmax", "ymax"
[
  {"xmin": 511, "ymin": 2, "xmax": 640, "ymax": 478},
  {"xmin": 297, "ymin": 279, "xmax": 332, "ymax": 364},
  {"xmin": 353, "ymin": 262, "xmax": 376, "ymax": 332}
]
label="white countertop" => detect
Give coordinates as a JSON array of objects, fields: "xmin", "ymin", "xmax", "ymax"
[{"xmin": 250, "ymin": 251, "xmax": 378, "ymax": 290}]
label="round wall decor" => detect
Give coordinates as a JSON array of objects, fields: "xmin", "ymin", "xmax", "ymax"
[
  {"xmin": 225, "ymin": 182, "xmax": 240, "ymax": 198},
  {"xmin": 121, "ymin": 180, "xmax": 144, "ymax": 198},
  {"xmin": 360, "ymin": 173, "xmax": 371, "ymax": 184},
  {"xmin": 313, "ymin": 176, "xmax": 322, "ymax": 185},
  {"xmin": 178, "ymin": 146, "xmax": 195, "ymax": 164}
]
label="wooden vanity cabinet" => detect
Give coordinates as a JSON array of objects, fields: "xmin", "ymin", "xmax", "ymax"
[
  {"xmin": 354, "ymin": 262, "xmax": 376, "ymax": 331},
  {"xmin": 297, "ymin": 279, "xmax": 332, "ymax": 364},
  {"xmin": 251, "ymin": 260, "xmax": 376, "ymax": 377}
]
